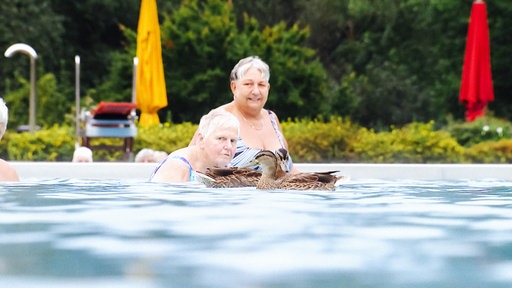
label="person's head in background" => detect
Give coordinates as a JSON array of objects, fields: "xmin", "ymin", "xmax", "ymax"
[
  {"xmin": 73, "ymin": 146, "xmax": 93, "ymax": 162},
  {"xmin": 0, "ymin": 98, "xmax": 9, "ymax": 140},
  {"xmin": 135, "ymin": 148, "xmax": 156, "ymax": 163},
  {"xmin": 153, "ymin": 150, "xmax": 168, "ymax": 163}
]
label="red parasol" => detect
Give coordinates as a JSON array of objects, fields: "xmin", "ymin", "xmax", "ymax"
[{"xmin": 459, "ymin": 0, "xmax": 494, "ymax": 122}]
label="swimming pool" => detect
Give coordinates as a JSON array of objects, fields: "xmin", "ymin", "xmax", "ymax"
[{"xmin": 1, "ymin": 178, "xmax": 512, "ymax": 287}]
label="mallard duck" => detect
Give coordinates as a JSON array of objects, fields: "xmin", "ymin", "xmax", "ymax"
[
  {"xmin": 246, "ymin": 150, "xmax": 344, "ymax": 191},
  {"xmin": 195, "ymin": 148, "xmax": 289, "ymax": 188}
]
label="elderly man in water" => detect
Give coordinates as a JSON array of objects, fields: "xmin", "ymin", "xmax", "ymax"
[{"xmin": 0, "ymin": 98, "xmax": 20, "ymax": 181}]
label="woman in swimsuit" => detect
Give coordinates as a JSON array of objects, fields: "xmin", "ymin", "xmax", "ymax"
[
  {"xmin": 150, "ymin": 109, "xmax": 240, "ymax": 183},
  {"xmin": 190, "ymin": 56, "xmax": 299, "ymax": 174}
]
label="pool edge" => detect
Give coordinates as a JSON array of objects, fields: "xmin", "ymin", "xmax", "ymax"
[{"xmin": 10, "ymin": 162, "xmax": 512, "ymax": 181}]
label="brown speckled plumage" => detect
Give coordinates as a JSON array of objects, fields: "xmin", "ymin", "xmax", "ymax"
[
  {"xmin": 249, "ymin": 150, "xmax": 344, "ymax": 191},
  {"xmin": 195, "ymin": 148, "xmax": 289, "ymax": 188}
]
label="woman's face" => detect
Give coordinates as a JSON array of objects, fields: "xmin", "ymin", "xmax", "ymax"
[
  {"xmin": 201, "ymin": 126, "xmax": 238, "ymax": 168},
  {"xmin": 231, "ymin": 66, "xmax": 270, "ymax": 110}
]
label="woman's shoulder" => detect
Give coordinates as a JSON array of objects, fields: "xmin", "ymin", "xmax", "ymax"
[
  {"xmin": 217, "ymin": 103, "xmax": 233, "ymax": 113},
  {"xmin": 265, "ymin": 109, "xmax": 277, "ymax": 117},
  {"xmin": 265, "ymin": 109, "xmax": 282, "ymax": 124}
]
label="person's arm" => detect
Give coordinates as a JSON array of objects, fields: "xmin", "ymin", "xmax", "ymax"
[
  {"xmin": 0, "ymin": 159, "xmax": 20, "ymax": 181},
  {"xmin": 288, "ymin": 160, "xmax": 301, "ymax": 174},
  {"xmin": 271, "ymin": 112, "xmax": 301, "ymax": 174},
  {"xmin": 150, "ymin": 157, "xmax": 191, "ymax": 183}
]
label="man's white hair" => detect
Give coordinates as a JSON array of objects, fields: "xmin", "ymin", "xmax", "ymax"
[
  {"xmin": 0, "ymin": 98, "xmax": 9, "ymax": 140},
  {"xmin": 72, "ymin": 146, "xmax": 93, "ymax": 162},
  {"xmin": 198, "ymin": 109, "xmax": 240, "ymax": 139}
]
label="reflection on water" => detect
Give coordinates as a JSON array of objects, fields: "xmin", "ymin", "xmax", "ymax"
[{"xmin": 1, "ymin": 179, "xmax": 512, "ymax": 287}]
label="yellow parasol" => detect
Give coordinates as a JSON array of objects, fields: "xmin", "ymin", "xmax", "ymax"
[{"xmin": 135, "ymin": 0, "xmax": 168, "ymax": 126}]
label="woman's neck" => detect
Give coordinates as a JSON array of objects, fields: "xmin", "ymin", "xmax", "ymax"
[
  {"xmin": 240, "ymin": 107, "xmax": 261, "ymax": 118},
  {"xmin": 239, "ymin": 108, "xmax": 264, "ymax": 130},
  {"xmin": 228, "ymin": 101, "xmax": 261, "ymax": 118}
]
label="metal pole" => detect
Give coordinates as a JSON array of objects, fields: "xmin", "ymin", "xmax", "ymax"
[
  {"xmin": 132, "ymin": 57, "xmax": 138, "ymax": 103},
  {"xmin": 4, "ymin": 43, "xmax": 38, "ymax": 133},
  {"xmin": 29, "ymin": 57, "xmax": 36, "ymax": 132},
  {"xmin": 131, "ymin": 57, "xmax": 138, "ymax": 116},
  {"xmin": 75, "ymin": 55, "xmax": 80, "ymax": 148}
]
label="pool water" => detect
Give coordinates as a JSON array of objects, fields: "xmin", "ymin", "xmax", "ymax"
[{"xmin": 1, "ymin": 179, "xmax": 512, "ymax": 288}]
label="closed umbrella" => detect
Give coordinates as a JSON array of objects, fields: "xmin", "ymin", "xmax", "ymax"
[
  {"xmin": 459, "ymin": 0, "xmax": 494, "ymax": 122},
  {"xmin": 136, "ymin": 0, "xmax": 168, "ymax": 126}
]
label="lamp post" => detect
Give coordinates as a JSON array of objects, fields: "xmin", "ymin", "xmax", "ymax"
[{"xmin": 4, "ymin": 43, "xmax": 38, "ymax": 132}]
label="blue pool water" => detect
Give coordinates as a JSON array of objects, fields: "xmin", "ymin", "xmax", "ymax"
[{"xmin": 1, "ymin": 179, "xmax": 512, "ymax": 287}]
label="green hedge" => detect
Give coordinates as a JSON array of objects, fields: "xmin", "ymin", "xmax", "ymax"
[
  {"xmin": 350, "ymin": 122, "xmax": 466, "ymax": 163},
  {"xmin": 465, "ymin": 139, "xmax": 512, "ymax": 163},
  {"xmin": 1, "ymin": 117, "xmax": 512, "ymax": 163},
  {"xmin": 3, "ymin": 125, "xmax": 75, "ymax": 161},
  {"xmin": 282, "ymin": 117, "xmax": 360, "ymax": 162},
  {"xmin": 443, "ymin": 115, "xmax": 512, "ymax": 146}
]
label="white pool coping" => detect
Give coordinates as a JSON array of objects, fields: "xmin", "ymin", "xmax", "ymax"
[{"xmin": 10, "ymin": 162, "xmax": 512, "ymax": 181}]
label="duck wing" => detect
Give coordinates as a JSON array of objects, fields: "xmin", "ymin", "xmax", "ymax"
[
  {"xmin": 200, "ymin": 167, "xmax": 261, "ymax": 188},
  {"xmin": 277, "ymin": 170, "xmax": 342, "ymax": 191}
]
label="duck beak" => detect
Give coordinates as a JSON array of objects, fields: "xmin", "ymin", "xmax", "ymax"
[
  {"xmin": 279, "ymin": 160, "xmax": 289, "ymax": 173},
  {"xmin": 276, "ymin": 148, "xmax": 289, "ymax": 172}
]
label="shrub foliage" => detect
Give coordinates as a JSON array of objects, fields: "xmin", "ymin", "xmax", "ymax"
[{"xmin": 3, "ymin": 117, "xmax": 512, "ymax": 163}]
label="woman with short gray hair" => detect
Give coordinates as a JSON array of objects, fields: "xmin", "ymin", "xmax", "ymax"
[{"xmin": 190, "ymin": 56, "xmax": 299, "ymax": 174}]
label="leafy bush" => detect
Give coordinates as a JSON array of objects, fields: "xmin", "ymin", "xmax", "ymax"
[
  {"xmin": 2, "ymin": 119, "xmax": 512, "ymax": 164},
  {"xmin": 465, "ymin": 139, "xmax": 512, "ymax": 163},
  {"xmin": 5, "ymin": 125, "xmax": 75, "ymax": 161},
  {"xmin": 134, "ymin": 122, "xmax": 198, "ymax": 153},
  {"xmin": 351, "ymin": 121, "xmax": 465, "ymax": 163},
  {"xmin": 153, "ymin": 0, "xmax": 329, "ymax": 123},
  {"xmin": 443, "ymin": 116, "xmax": 512, "ymax": 146},
  {"xmin": 4, "ymin": 73, "xmax": 72, "ymax": 130},
  {"xmin": 1, "ymin": 122, "xmax": 199, "ymax": 162},
  {"xmin": 282, "ymin": 117, "xmax": 360, "ymax": 162}
]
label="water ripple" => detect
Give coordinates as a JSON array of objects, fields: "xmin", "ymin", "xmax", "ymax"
[{"xmin": 1, "ymin": 179, "xmax": 512, "ymax": 287}]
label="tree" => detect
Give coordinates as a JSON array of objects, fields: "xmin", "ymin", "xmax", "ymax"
[
  {"xmin": 3, "ymin": 0, "xmax": 512, "ymax": 130},
  {"xmin": 110, "ymin": 0, "xmax": 330, "ymax": 123},
  {"xmin": 486, "ymin": 0, "xmax": 512, "ymax": 117},
  {"xmin": 49, "ymin": 0, "xmax": 140, "ymax": 90},
  {"xmin": 0, "ymin": 0, "xmax": 64, "ymax": 92}
]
